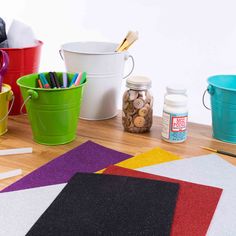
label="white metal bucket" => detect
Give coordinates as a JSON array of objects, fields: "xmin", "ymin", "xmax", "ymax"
[{"xmin": 60, "ymin": 42, "xmax": 134, "ymax": 120}]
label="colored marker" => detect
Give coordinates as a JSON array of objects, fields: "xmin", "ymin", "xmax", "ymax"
[
  {"xmin": 53, "ymin": 72, "xmax": 61, "ymax": 88},
  {"xmin": 69, "ymin": 73, "xmax": 78, "ymax": 87},
  {"xmin": 38, "ymin": 79, "xmax": 43, "ymax": 88},
  {"xmin": 39, "ymin": 73, "xmax": 50, "ymax": 89},
  {"xmin": 79, "ymin": 72, "xmax": 87, "ymax": 85},
  {"xmin": 49, "ymin": 72, "xmax": 56, "ymax": 88},
  {"xmin": 62, "ymin": 72, "xmax": 68, "ymax": 88},
  {"xmin": 38, "ymin": 74, "xmax": 45, "ymax": 88},
  {"xmin": 74, "ymin": 72, "xmax": 82, "ymax": 86}
]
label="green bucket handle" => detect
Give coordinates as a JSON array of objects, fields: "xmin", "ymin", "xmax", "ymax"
[
  {"xmin": 20, "ymin": 89, "xmax": 39, "ymax": 114},
  {"xmin": 202, "ymin": 85, "xmax": 214, "ymax": 110},
  {"xmin": 0, "ymin": 91, "xmax": 15, "ymax": 123}
]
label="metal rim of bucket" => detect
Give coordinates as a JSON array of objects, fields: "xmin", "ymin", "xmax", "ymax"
[
  {"xmin": 59, "ymin": 51, "xmax": 135, "ymax": 80},
  {"xmin": 207, "ymin": 75, "xmax": 236, "ymax": 92},
  {"xmin": 17, "ymin": 74, "xmax": 87, "ymax": 114},
  {"xmin": 0, "ymin": 40, "xmax": 43, "ymax": 51},
  {"xmin": 61, "ymin": 41, "xmax": 127, "ymax": 55},
  {"xmin": 16, "ymin": 73, "xmax": 87, "ymax": 91},
  {"xmin": 204, "ymin": 74, "xmax": 236, "ymax": 110}
]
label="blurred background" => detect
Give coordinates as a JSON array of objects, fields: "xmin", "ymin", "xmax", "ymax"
[{"xmin": 1, "ymin": 0, "xmax": 236, "ymax": 125}]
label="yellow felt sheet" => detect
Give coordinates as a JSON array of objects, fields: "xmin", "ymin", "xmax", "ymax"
[{"xmin": 97, "ymin": 147, "xmax": 181, "ymax": 173}]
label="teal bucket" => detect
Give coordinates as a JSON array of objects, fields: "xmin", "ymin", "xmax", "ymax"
[
  {"xmin": 206, "ymin": 75, "xmax": 236, "ymax": 143},
  {"xmin": 17, "ymin": 72, "xmax": 86, "ymax": 145}
]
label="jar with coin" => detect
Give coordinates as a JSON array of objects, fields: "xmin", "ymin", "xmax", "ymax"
[{"xmin": 122, "ymin": 76, "xmax": 153, "ymax": 133}]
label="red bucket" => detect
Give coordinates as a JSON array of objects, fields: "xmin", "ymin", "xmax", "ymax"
[{"xmin": 1, "ymin": 40, "xmax": 43, "ymax": 115}]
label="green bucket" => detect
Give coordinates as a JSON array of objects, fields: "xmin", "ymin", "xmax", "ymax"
[{"xmin": 17, "ymin": 72, "xmax": 86, "ymax": 145}]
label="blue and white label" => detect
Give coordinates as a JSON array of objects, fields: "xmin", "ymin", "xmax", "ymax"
[{"xmin": 161, "ymin": 112, "xmax": 188, "ymax": 142}]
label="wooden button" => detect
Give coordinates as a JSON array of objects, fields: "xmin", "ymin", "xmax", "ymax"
[
  {"xmin": 129, "ymin": 90, "xmax": 139, "ymax": 101},
  {"xmin": 138, "ymin": 107, "xmax": 149, "ymax": 117},
  {"xmin": 138, "ymin": 91, "xmax": 145, "ymax": 97},
  {"xmin": 126, "ymin": 103, "xmax": 136, "ymax": 115},
  {"xmin": 133, "ymin": 98, "xmax": 144, "ymax": 109},
  {"xmin": 134, "ymin": 116, "xmax": 145, "ymax": 127}
]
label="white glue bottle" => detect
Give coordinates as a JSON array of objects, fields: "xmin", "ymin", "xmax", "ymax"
[
  {"xmin": 161, "ymin": 94, "xmax": 188, "ymax": 143},
  {"xmin": 165, "ymin": 84, "xmax": 187, "ymax": 97}
]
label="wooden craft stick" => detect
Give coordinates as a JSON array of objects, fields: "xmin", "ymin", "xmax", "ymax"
[
  {"xmin": 0, "ymin": 169, "xmax": 22, "ymax": 180},
  {"xmin": 0, "ymin": 148, "xmax": 33, "ymax": 156}
]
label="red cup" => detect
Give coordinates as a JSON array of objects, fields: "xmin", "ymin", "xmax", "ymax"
[{"xmin": 2, "ymin": 40, "xmax": 43, "ymax": 115}]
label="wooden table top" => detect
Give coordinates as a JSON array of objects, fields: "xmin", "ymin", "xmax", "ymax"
[{"xmin": 0, "ymin": 112, "xmax": 235, "ymax": 190}]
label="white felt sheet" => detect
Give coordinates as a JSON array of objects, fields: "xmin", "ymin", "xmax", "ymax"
[
  {"xmin": 138, "ymin": 154, "xmax": 236, "ymax": 236},
  {"xmin": 0, "ymin": 183, "xmax": 65, "ymax": 236}
]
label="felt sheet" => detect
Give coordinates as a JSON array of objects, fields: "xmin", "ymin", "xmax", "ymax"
[
  {"xmin": 104, "ymin": 165, "xmax": 222, "ymax": 236},
  {"xmin": 0, "ymin": 183, "xmax": 66, "ymax": 236},
  {"xmin": 27, "ymin": 173, "xmax": 179, "ymax": 236},
  {"xmin": 138, "ymin": 154, "xmax": 236, "ymax": 236},
  {"xmin": 97, "ymin": 147, "xmax": 181, "ymax": 173},
  {"xmin": 2, "ymin": 141, "xmax": 131, "ymax": 192}
]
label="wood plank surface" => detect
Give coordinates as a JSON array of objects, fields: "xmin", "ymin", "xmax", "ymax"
[{"xmin": 0, "ymin": 112, "xmax": 235, "ymax": 190}]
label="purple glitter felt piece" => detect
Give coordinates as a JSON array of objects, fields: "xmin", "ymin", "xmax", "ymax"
[{"xmin": 2, "ymin": 141, "xmax": 131, "ymax": 192}]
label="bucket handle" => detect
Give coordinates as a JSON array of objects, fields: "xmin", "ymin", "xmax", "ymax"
[
  {"xmin": 59, "ymin": 49, "xmax": 64, "ymax": 60},
  {"xmin": 202, "ymin": 85, "xmax": 214, "ymax": 110},
  {"xmin": 0, "ymin": 91, "xmax": 15, "ymax": 123},
  {"xmin": 123, "ymin": 55, "xmax": 135, "ymax": 79},
  {"xmin": 20, "ymin": 90, "xmax": 39, "ymax": 114}
]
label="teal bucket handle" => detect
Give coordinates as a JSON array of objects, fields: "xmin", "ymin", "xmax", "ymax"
[
  {"xmin": 202, "ymin": 85, "xmax": 214, "ymax": 110},
  {"xmin": 20, "ymin": 89, "xmax": 39, "ymax": 114}
]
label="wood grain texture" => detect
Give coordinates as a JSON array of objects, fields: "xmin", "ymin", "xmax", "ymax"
[{"xmin": 0, "ymin": 112, "xmax": 235, "ymax": 190}]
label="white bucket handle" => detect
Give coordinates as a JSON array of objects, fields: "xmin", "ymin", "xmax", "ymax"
[
  {"xmin": 123, "ymin": 55, "xmax": 135, "ymax": 79},
  {"xmin": 0, "ymin": 92, "xmax": 15, "ymax": 123},
  {"xmin": 59, "ymin": 49, "xmax": 64, "ymax": 60}
]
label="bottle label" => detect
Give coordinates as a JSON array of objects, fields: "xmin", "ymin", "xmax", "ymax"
[{"xmin": 161, "ymin": 112, "xmax": 188, "ymax": 142}]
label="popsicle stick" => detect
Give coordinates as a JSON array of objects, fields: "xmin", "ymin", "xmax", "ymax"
[
  {"xmin": 0, "ymin": 169, "xmax": 22, "ymax": 180},
  {"xmin": 0, "ymin": 148, "xmax": 33, "ymax": 156}
]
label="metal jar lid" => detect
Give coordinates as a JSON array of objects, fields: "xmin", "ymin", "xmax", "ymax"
[{"xmin": 126, "ymin": 76, "xmax": 152, "ymax": 90}]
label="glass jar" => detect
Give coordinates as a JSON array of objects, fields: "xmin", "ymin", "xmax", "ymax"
[{"xmin": 122, "ymin": 76, "xmax": 153, "ymax": 133}]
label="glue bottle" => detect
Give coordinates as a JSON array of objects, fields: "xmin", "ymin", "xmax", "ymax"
[
  {"xmin": 165, "ymin": 84, "xmax": 187, "ymax": 97},
  {"xmin": 161, "ymin": 94, "xmax": 188, "ymax": 143}
]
